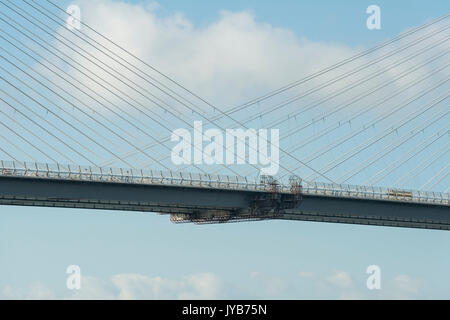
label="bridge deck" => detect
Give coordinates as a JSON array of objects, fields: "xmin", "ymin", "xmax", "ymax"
[{"xmin": 0, "ymin": 165, "xmax": 449, "ymax": 230}]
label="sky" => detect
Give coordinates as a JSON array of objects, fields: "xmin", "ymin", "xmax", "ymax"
[{"xmin": 0, "ymin": 0, "xmax": 449, "ymax": 300}]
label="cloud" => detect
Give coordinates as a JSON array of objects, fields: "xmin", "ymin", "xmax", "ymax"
[
  {"xmin": 1, "ymin": 272, "xmax": 224, "ymax": 300},
  {"xmin": 45, "ymin": 0, "xmax": 446, "ymax": 113},
  {"xmin": 0, "ymin": 270, "xmax": 429, "ymax": 300},
  {"xmin": 66, "ymin": 276, "xmax": 117, "ymax": 300},
  {"xmin": 387, "ymin": 274, "xmax": 422, "ymax": 299},
  {"xmin": 303, "ymin": 270, "xmax": 425, "ymax": 300},
  {"xmin": 314, "ymin": 271, "xmax": 364, "ymax": 299},
  {"xmin": 326, "ymin": 271, "xmax": 353, "ymax": 288},
  {"xmin": 247, "ymin": 271, "xmax": 292, "ymax": 298},
  {"xmin": 1, "ymin": 283, "xmax": 56, "ymax": 300},
  {"xmin": 64, "ymin": 272, "xmax": 224, "ymax": 300},
  {"xmin": 393, "ymin": 275, "xmax": 420, "ymax": 293},
  {"xmin": 42, "ymin": 0, "xmax": 361, "ymax": 110},
  {"xmin": 111, "ymin": 272, "xmax": 224, "ymax": 300}
]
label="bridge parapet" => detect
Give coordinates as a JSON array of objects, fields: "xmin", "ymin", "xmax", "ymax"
[{"xmin": 0, "ymin": 160, "xmax": 448, "ymax": 206}]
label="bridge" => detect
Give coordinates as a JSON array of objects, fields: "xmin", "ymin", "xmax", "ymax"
[
  {"xmin": 0, "ymin": 0, "xmax": 448, "ymax": 230},
  {"xmin": 1, "ymin": 160, "xmax": 448, "ymax": 229}
]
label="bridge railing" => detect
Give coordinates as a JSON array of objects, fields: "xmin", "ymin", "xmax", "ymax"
[
  {"xmin": 0, "ymin": 160, "xmax": 268, "ymax": 191},
  {"xmin": 300, "ymin": 181, "xmax": 449, "ymax": 205},
  {"xmin": 0, "ymin": 160, "xmax": 448, "ymax": 206}
]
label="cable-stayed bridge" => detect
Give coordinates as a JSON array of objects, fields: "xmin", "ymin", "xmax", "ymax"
[{"xmin": 0, "ymin": 0, "xmax": 448, "ymax": 229}]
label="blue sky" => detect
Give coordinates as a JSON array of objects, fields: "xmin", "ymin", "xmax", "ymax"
[
  {"xmin": 155, "ymin": 0, "xmax": 447, "ymax": 45},
  {"xmin": 0, "ymin": 0, "xmax": 449, "ymax": 299}
]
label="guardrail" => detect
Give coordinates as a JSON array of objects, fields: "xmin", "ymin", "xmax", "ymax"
[{"xmin": 0, "ymin": 160, "xmax": 448, "ymax": 206}]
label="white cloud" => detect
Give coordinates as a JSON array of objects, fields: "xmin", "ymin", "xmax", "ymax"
[
  {"xmin": 111, "ymin": 272, "xmax": 224, "ymax": 300},
  {"xmin": 326, "ymin": 271, "xmax": 353, "ymax": 288},
  {"xmin": 47, "ymin": 0, "xmax": 446, "ymax": 114},
  {"xmin": 67, "ymin": 276, "xmax": 117, "ymax": 300},
  {"xmin": 45, "ymin": 0, "xmax": 361, "ymax": 110},
  {"xmin": 314, "ymin": 271, "xmax": 365, "ymax": 300},
  {"xmin": 0, "ymin": 270, "xmax": 429, "ymax": 300},
  {"xmin": 179, "ymin": 273, "xmax": 224, "ymax": 299},
  {"xmin": 388, "ymin": 274, "xmax": 422, "ymax": 299},
  {"xmin": 1, "ymin": 272, "xmax": 224, "ymax": 300},
  {"xmin": 318, "ymin": 271, "xmax": 425, "ymax": 300},
  {"xmin": 65, "ymin": 272, "xmax": 224, "ymax": 300},
  {"xmin": 1, "ymin": 283, "xmax": 56, "ymax": 300}
]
